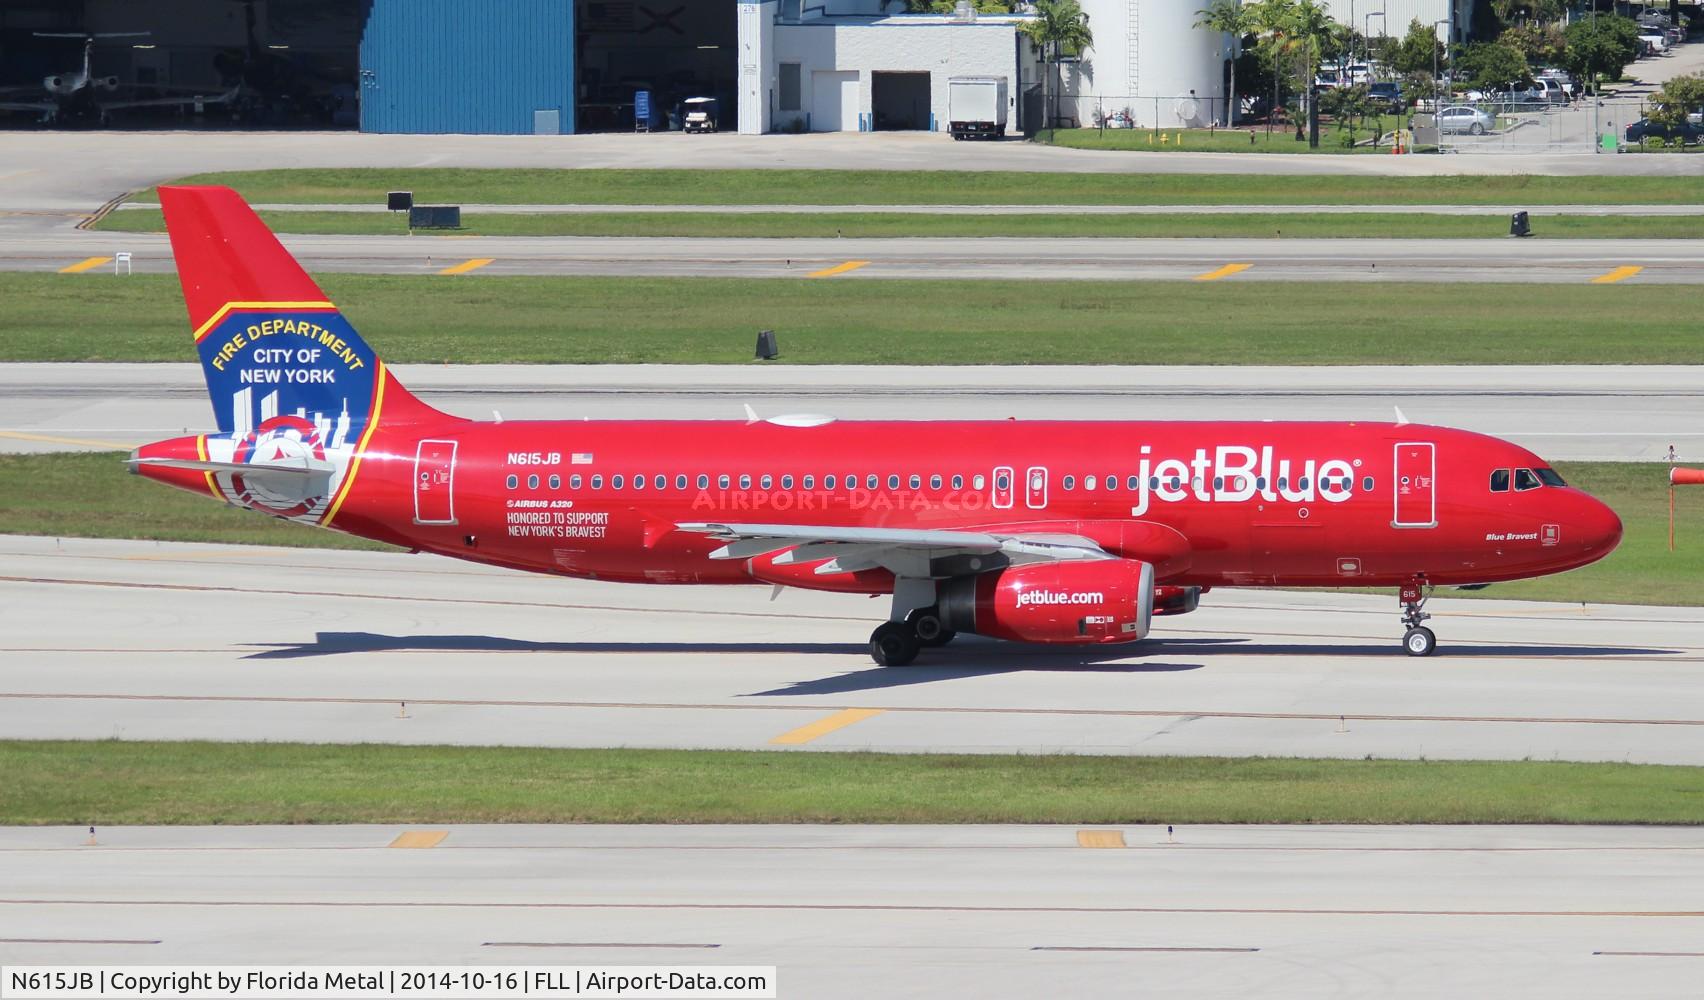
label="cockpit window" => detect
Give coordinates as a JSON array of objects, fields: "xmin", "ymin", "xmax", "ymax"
[
  {"xmin": 1514, "ymin": 468, "xmax": 1541, "ymax": 491},
  {"xmin": 1489, "ymin": 469, "xmax": 1510, "ymax": 492},
  {"xmin": 1536, "ymin": 468, "xmax": 1566, "ymax": 487}
]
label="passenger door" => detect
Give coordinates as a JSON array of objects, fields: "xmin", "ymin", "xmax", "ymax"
[
  {"xmin": 1393, "ymin": 442, "xmax": 1437, "ymax": 528},
  {"xmin": 413, "ymin": 439, "xmax": 457, "ymax": 525}
]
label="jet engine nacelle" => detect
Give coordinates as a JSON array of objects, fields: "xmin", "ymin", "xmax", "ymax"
[
  {"xmin": 1153, "ymin": 585, "xmax": 1201, "ymax": 616},
  {"xmin": 44, "ymin": 75, "xmax": 67, "ymax": 93},
  {"xmin": 938, "ymin": 559, "xmax": 1154, "ymax": 645},
  {"xmin": 97, "ymin": 75, "xmax": 120, "ymax": 91}
]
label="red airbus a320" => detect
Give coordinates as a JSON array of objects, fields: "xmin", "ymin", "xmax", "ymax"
[{"xmin": 132, "ymin": 187, "xmax": 1623, "ymax": 664}]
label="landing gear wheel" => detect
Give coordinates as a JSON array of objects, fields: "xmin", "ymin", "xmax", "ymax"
[
  {"xmin": 1403, "ymin": 627, "xmax": 1437, "ymax": 657},
  {"xmin": 907, "ymin": 608, "xmax": 956, "ymax": 647},
  {"xmin": 870, "ymin": 621, "xmax": 922, "ymax": 666}
]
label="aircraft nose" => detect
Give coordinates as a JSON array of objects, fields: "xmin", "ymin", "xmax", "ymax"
[{"xmin": 1577, "ymin": 495, "xmax": 1623, "ymax": 558}]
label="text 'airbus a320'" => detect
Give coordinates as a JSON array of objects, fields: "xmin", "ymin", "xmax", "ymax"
[{"xmin": 132, "ymin": 187, "xmax": 1623, "ymax": 665}]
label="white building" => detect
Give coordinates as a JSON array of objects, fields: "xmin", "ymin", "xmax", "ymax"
[
  {"xmin": 1056, "ymin": 0, "xmax": 1233, "ymax": 129},
  {"xmin": 737, "ymin": 1, "xmax": 1042, "ymax": 135},
  {"xmin": 1316, "ymin": 1, "xmax": 1478, "ymax": 41}
]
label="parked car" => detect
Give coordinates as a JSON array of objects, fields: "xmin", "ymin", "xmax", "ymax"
[
  {"xmin": 1625, "ymin": 118, "xmax": 1704, "ymax": 144},
  {"xmin": 1367, "ymin": 81, "xmax": 1404, "ymax": 113},
  {"xmin": 1436, "ymin": 105, "xmax": 1494, "ymax": 135}
]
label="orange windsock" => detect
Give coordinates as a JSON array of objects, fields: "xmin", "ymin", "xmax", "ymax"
[{"xmin": 1672, "ymin": 467, "xmax": 1704, "ymax": 486}]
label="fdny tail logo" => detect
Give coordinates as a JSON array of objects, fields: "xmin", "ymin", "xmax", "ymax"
[{"xmin": 194, "ymin": 304, "xmax": 384, "ymax": 524}]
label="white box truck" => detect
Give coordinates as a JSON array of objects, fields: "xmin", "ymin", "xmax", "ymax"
[{"xmin": 948, "ymin": 76, "xmax": 1007, "ymax": 140}]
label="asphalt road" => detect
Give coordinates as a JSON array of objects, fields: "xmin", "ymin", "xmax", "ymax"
[
  {"xmin": 3, "ymin": 824, "xmax": 1703, "ymax": 997},
  {"xmin": 2, "ymin": 364, "xmax": 1695, "ymax": 462},
  {"xmin": 3, "ymin": 536, "xmax": 1700, "ymax": 763},
  {"xmin": 6, "ymin": 231, "xmax": 1696, "ymax": 283}
]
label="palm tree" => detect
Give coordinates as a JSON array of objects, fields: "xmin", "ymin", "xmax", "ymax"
[
  {"xmin": 1021, "ymin": 0, "xmax": 1093, "ymax": 131},
  {"xmin": 1252, "ymin": 0, "xmax": 1336, "ymax": 144},
  {"xmin": 1195, "ymin": 0, "xmax": 1253, "ymax": 126}
]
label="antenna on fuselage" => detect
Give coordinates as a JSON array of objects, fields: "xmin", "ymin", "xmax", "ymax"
[{"xmin": 1393, "ymin": 405, "xmax": 1410, "ymax": 427}]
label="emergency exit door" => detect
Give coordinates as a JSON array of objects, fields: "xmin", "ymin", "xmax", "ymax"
[
  {"xmin": 413, "ymin": 439, "xmax": 457, "ymax": 525},
  {"xmin": 1392, "ymin": 442, "xmax": 1436, "ymax": 528}
]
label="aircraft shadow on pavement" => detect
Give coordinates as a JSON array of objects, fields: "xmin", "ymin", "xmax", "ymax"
[{"xmin": 241, "ymin": 632, "xmax": 865, "ymax": 660}]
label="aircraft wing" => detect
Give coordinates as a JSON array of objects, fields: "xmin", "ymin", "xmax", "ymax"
[
  {"xmin": 675, "ymin": 521, "xmax": 1114, "ymax": 577},
  {"xmin": 0, "ymin": 99, "xmax": 55, "ymax": 113}
]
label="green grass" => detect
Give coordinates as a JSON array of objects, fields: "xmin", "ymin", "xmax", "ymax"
[
  {"xmin": 0, "ymin": 451, "xmax": 393, "ymax": 551},
  {"xmin": 5, "ymin": 740, "xmax": 1703, "ymax": 825},
  {"xmin": 124, "ymin": 167, "xmax": 1704, "ymax": 206},
  {"xmin": 8, "ymin": 273, "xmax": 1704, "ymax": 365},
  {"xmin": 4, "ymin": 454, "xmax": 1698, "ymax": 608},
  {"xmin": 95, "ymin": 207, "xmax": 1704, "ymax": 240}
]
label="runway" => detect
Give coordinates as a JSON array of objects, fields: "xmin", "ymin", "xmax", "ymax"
[
  {"xmin": 3, "ymin": 823, "xmax": 1704, "ymax": 997},
  {"xmin": 8, "ymin": 231, "xmax": 1698, "ymax": 282},
  {"xmin": 3, "ymin": 363, "xmax": 1697, "ymax": 462},
  {"xmin": 3, "ymin": 536, "xmax": 1701, "ymax": 763}
]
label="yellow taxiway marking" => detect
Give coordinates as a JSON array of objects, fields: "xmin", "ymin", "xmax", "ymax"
[
  {"xmin": 807, "ymin": 260, "xmax": 871, "ymax": 278},
  {"xmin": 1076, "ymin": 830, "xmax": 1128, "ymax": 849},
  {"xmin": 1591, "ymin": 265, "xmax": 1643, "ymax": 285},
  {"xmin": 388, "ymin": 830, "xmax": 449, "ymax": 849},
  {"xmin": 58, "ymin": 256, "xmax": 113, "ymax": 274},
  {"xmin": 438, "ymin": 257, "xmax": 495, "ymax": 275},
  {"xmin": 0, "ymin": 430, "xmax": 126, "ymax": 449},
  {"xmin": 1194, "ymin": 262, "xmax": 1253, "ymax": 282},
  {"xmin": 769, "ymin": 708, "xmax": 885, "ymax": 745}
]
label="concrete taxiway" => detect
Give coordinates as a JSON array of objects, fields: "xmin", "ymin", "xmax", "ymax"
[
  {"xmin": 8, "ymin": 231, "xmax": 1698, "ymax": 283},
  {"xmin": 2, "ymin": 364, "xmax": 1696, "ymax": 462},
  {"xmin": 2, "ymin": 536, "xmax": 1701, "ymax": 764},
  {"xmin": 3, "ymin": 823, "xmax": 1704, "ymax": 998}
]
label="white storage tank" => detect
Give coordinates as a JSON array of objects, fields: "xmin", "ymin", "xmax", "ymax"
[{"xmin": 1066, "ymin": 0, "xmax": 1233, "ymax": 128}]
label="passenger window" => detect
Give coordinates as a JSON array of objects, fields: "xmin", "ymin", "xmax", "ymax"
[
  {"xmin": 1170, "ymin": 477, "xmax": 1182, "ymax": 490},
  {"xmin": 868, "ymin": 475, "xmax": 879, "ymax": 490},
  {"xmin": 1105, "ymin": 474, "xmax": 1116, "ymax": 491},
  {"xmin": 612, "ymin": 475, "xmax": 623, "ymax": 489},
  {"xmin": 506, "ymin": 474, "xmax": 518, "ymax": 489},
  {"xmin": 760, "ymin": 475, "xmax": 772, "ymax": 489},
  {"xmin": 909, "ymin": 474, "xmax": 921, "ymax": 489},
  {"xmin": 633, "ymin": 475, "xmax": 645, "ymax": 489},
  {"xmin": 1298, "ymin": 477, "xmax": 1309, "ymax": 490},
  {"xmin": 592, "ymin": 475, "xmax": 603, "ymax": 489},
  {"xmin": 1085, "ymin": 475, "xmax": 1097, "ymax": 490},
  {"xmin": 676, "ymin": 474, "xmax": 688, "ymax": 490},
  {"xmin": 527, "ymin": 474, "xmax": 539, "ymax": 489},
  {"xmin": 719, "ymin": 474, "xmax": 730, "ymax": 489},
  {"xmin": 696, "ymin": 474, "xmax": 708, "ymax": 489},
  {"xmin": 1278, "ymin": 476, "xmax": 1288, "ymax": 490},
  {"xmin": 975, "ymin": 475, "xmax": 986, "ymax": 490},
  {"xmin": 779, "ymin": 475, "xmax": 791, "ymax": 489},
  {"xmin": 824, "ymin": 475, "xmax": 836, "ymax": 489},
  {"xmin": 1128, "ymin": 476, "xmax": 1139, "ymax": 490},
  {"xmin": 931, "ymin": 474, "xmax": 942, "ymax": 490},
  {"xmin": 1515, "ymin": 468, "xmax": 1541, "ymax": 491},
  {"xmin": 995, "ymin": 473, "xmax": 1008, "ymax": 490},
  {"xmin": 571, "ymin": 474, "xmax": 582, "ymax": 489},
  {"xmin": 1489, "ymin": 469, "xmax": 1510, "ymax": 492},
  {"xmin": 1212, "ymin": 476, "xmax": 1223, "ymax": 491},
  {"xmin": 1256, "ymin": 476, "xmax": 1267, "ymax": 491},
  {"xmin": 740, "ymin": 475, "xmax": 751, "ymax": 489},
  {"xmin": 802, "ymin": 475, "xmax": 813, "ymax": 489},
  {"xmin": 1362, "ymin": 476, "xmax": 1373, "ymax": 491},
  {"xmin": 952, "ymin": 475, "xmax": 964, "ymax": 490},
  {"xmin": 549, "ymin": 475, "xmax": 560, "ymax": 490},
  {"xmin": 887, "ymin": 474, "xmax": 899, "ymax": 489}
]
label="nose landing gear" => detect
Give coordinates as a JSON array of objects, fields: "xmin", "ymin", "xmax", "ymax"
[{"xmin": 1399, "ymin": 577, "xmax": 1436, "ymax": 656}]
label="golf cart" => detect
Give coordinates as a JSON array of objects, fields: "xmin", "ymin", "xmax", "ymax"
[{"xmin": 682, "ymin": 96, "xmax": 719, "ymax": 133}]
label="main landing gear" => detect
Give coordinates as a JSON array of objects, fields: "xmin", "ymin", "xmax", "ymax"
[
  {"xmin": 1399, "ymin": 577, "xmax": 1436, "ymax": 657},
  {"xmin": 868, "ymin": 605, "xmax": 958, "ymax": 667}
]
